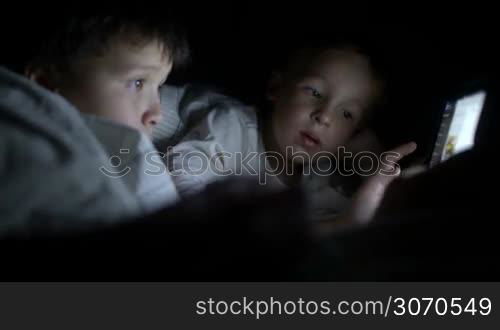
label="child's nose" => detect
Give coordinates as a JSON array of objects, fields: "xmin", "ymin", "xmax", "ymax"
[
  {"xmin": 142, "ymin": 102, "xmax": 163, "ymax": 130},
  {"xmin": 311, "ymin": 108, "xmax": 332, "ymax": 127}
]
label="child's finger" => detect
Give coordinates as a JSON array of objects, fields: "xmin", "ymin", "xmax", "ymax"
[
  {"xmin": 377, "ymin": 142, "xmax": 417, "ymax": 174},
  {"xmin": 390, "ymin": 141, "xmax": 417, "ymax": 161}
]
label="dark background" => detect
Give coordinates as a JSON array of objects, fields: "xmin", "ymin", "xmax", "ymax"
[{"xmin": 0, "ymin": 7, "xmax": 499, "ymax": 280}]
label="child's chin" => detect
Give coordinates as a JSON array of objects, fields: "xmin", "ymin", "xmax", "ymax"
[{"xmin": 295, "ymin": 144, "xmax": 321, "ymax": 156}]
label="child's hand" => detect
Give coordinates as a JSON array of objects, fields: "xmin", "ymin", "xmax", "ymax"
[
  {"xmin": 401, "ymin": 164, "xmax": 427, "ymax": 179},
  {"xmin": 345, "ymin": 141, "xmax": 417, "ymax": 225},
  {"xmin": 313, "ymin": 142, "xmax": 417, "ymax": 238}
]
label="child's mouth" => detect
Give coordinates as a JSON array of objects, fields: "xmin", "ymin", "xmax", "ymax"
[{"xmin": 299, "ymin": 131, "xmax": 321, "ymax": 148}]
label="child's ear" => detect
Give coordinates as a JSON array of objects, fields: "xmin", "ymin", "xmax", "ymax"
[
  {"xmin": 25, "ymin": 66, "xmax": 60, "ymax": 93},
  {"xmin": 267, "ymin": 71, "xmax": 283, "ymax": 101}
]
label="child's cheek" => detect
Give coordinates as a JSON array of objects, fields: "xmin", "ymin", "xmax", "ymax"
[{"xmin": 325, "ymin": 126, "xmax": 349, "ymax": 151}]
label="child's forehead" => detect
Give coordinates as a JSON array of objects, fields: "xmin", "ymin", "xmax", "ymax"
[
  {"xmin": 112, "ymin": 36, "xmax": 170, "ymax": 59},
  {"xmin": 96, "ymin": 37, "xmax": 172, "ymax": 71},
  {"xmin": 301, "ymin": 50, "xmax": 373, "ymax": 80},
  {"xmin": 292, "ymin": 50, "xmax": 381, "ymax": 113}
]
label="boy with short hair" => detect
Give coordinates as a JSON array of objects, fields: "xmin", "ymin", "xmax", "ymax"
[{"xmin": 24, "ymin": 14, "xmax": 190, "ymax": 213}]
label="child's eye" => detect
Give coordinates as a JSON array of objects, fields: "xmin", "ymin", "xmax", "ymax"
[
  {"xmin": 342, "ymin": 109, "xmax": 353, "ymax": 120},
  {"xmin": 128, "ymin": 79, "xmax": 145, "ymax": 91},
  {"xmin": 304, "ymin": 86, "xmax": 322, "ymax": 99},
  {"xmin": 134, "ymin": 79, "xmax": 145, "ymax": 90}
]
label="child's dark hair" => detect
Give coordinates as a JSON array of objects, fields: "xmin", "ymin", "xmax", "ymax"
[{"xmin": 24, "ymin": 14, "xmax": 190, "ymax": 79}]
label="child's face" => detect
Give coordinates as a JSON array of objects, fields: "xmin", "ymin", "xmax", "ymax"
[
  {"xmin": 60, "ymin": 38, "xmax": 172, "ymax": 137},
  {"xmin": 269, "ymin": 50, "xmax": 380, "ymax": 162}
]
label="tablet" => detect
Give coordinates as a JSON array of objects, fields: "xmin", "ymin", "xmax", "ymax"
[{"xmin": 429, "ymin": 90, "xmax": 486, "ymax": 167}]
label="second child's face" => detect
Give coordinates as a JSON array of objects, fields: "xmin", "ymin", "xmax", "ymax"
[
  {"xmin": 269, "ymin": 50, "xmax": 380, "ymax": 162},
  {"xmin": 60, "ymin": 38, "xmax": 172, "ymax": 137}
]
